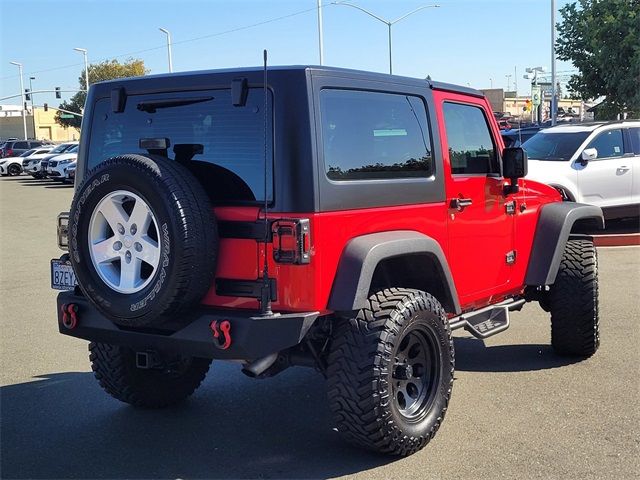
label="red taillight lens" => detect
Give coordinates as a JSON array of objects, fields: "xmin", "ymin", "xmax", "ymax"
[
  {"xmin": 6, "ymin": 149, "xmax": 13, "ymax": 157},
  {"xmin": 272, "ymin": 219, "xmax": 311, "ymax": 264}
]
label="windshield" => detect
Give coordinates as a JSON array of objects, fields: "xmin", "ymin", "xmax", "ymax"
[
  {"xmin": 51, "ymin": 143, "xmax": 73, "ymax": 154},
  {"xmin": 522, "ymin": 131, "xmax": 590, "ymax": 161},
  {"xmin": 67, "ymin": 145, "xmax": 79, "ymax": 153},
  {"xmin": 20, "ymin": 149, "xmax": 36, "ymax": 157}
]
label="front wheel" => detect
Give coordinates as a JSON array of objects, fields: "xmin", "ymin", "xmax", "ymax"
[
  {"xmin": 89, "ymin": 342, "xmax": 212, "ymax": 408},
  {"xmin": 548, "ymin": 239, "xmax": 599, "ymax": 357},
  {"xmin": 327, "ymin": 288, "xmax": 454, "ymax": 456},
  {"xmin": 7, "ymin": 164, "xmax": 22, "ymax": 176}
]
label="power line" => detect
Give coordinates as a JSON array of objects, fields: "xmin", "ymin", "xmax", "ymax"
[{"xmin": 0, "ymin": 3, "xmax": 327, "ymax": 82}]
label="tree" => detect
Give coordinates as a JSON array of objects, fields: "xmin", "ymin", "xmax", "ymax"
[
  {"xmin": 556, "ymin": 0, "xmax": 640, "ymax": 119},
  {"xmin": 56, "ymin": 58, "xmax": 148, "ymax": 129}
]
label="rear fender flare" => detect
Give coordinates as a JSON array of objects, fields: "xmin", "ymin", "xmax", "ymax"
[
  {"xmin": 327, "ymin": 231, "xmax": 461, "ymax": 314},
  {"xmin": 525, "ymin": 202, "xmax": 604, "ymax": 286}
]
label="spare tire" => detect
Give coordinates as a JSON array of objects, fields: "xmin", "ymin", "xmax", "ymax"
[{"xmin": 69, "ymin": 154, "xmax": 218, "ymax": 328}]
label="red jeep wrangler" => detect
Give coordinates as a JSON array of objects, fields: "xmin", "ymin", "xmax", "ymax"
[{"xmin": 53, "ymin": 66, "xmax": 603, "ymax": 456}]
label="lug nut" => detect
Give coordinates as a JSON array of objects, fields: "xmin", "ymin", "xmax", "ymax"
[
  {"xmin": 113, "ymin": 241, "xmax": 122, "ymax": 251},
  {"xmin": 134, "ymin": 242, "xmax": 142, "ymax": 252},
  {"xmin": 117, "ymin": 223, "xmax": 125, "ymax": 235},
  {"xmin": 125, "ymin": 251, "xmax": 132, "ymax": 263},
  {"xmin": 130, "ymin": 224, "xmax": 137, "ymax": 235}
]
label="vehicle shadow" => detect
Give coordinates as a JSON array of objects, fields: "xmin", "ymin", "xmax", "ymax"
[
  {"xmin": 0, "ymin": 364, "xmax": 391, "ymax": 479},
  {"xmin": 44, "ymin": 184, "xmax": 73, "ymax": 189},
  {"xmin": 453, "ymin": 337, "xmax": 581, "ymax": 372}
]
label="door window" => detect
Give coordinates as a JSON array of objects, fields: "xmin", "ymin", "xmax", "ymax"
[
  {"xmin": 443, "ymin": 102, "xmax": 497, "ymax": 175},
  {"xmin": 629, "ymin": 127, "xmax": 640, "ymax": 154},
  {"xmin": 586, "ymin": 129, "xmax": 624, "ymax": 158}
]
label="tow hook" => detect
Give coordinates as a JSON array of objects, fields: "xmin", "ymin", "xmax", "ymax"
[
  {"xmin": 60, "ymin": 303, "xmax": 79, "ymax": 329},
  {"xmin": 210, "ymin": 320, "xmax": 232, "ymax": 350}
]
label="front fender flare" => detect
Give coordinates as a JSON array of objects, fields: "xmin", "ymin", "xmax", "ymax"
[
  {"xmin": 525, "ymin": 202, "xmax": 604, "ymax": 286},
  {"xmin": 327, "ymin": 230, "xmax": 461, "ymax": 314}
]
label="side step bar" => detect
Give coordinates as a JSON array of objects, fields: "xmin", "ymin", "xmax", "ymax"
[{"xmin": 448, "ymin": 298, "xmax": 526, "ymax": 339}]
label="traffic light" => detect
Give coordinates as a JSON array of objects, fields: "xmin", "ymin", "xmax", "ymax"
[
  {"xmin": 524, "ymin": 99, "xmax": 532, "ymax": 112},
  {"xmin": 25, "ymin": 89, "xmax": 31, "ymax": 101},
  {"xmin": 44, "ymin": 103, "xmax": 48, "ymax": 112},
  {"xmin": 55, "ymin": 87, "xmax": 61, "ymax": 99}
]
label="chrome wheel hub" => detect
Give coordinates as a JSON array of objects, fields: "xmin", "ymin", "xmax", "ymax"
[{"xmin": 88, "ymin": 190, "xmax": 161, "ymax": 294}]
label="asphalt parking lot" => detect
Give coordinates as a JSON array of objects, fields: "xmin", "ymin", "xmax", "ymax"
[{"xmin": 1, "ymin": 175, "xmax": 639, "ymax": 480}]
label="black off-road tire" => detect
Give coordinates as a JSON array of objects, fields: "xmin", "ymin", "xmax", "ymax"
[
  {"xmin": 327, "ymin": 288, "xmax": 454, "ymax": 456},
  {"xmin": 89, "ymin": 342, "xmax": 211, "ymax": 408},
  {"xmin": 7, "ymin": 163, "xmax": 22, "ymax": 176},
  {"xmin": 69, "ymin": 154, "xmax": 217, "ymax": 328},
  {"xmin": 548, "ymin": 239, "xmax": 599, "ymax": 357}
]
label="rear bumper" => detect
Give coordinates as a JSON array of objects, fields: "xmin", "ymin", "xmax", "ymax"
[{"xmin": 56, "ymin": 291, "xmax": 319, "ymax": 361}]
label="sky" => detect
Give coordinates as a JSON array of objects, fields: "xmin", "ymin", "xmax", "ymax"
[{"xmin": 0, "ymin": 0, "xmax": 575, "ymax": 107}]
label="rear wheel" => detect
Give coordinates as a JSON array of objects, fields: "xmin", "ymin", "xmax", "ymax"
[
  {"xmin": 548, "ymin": 239, "xmax": 599, "ymax": 357},
  {"xmin": 327, "ymin": 288, "xmax": 454, "ymax": 456},
  {"xmin": 89, "ymin": 342, "xmax": 211, "ymax": 408}
]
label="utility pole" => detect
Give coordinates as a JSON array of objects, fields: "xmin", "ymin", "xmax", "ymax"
[
  {"xmin": 29, "ymin": 76, "xmax": 36, "ymax": 113},
  {"xmin": 317, "ymin": 0, "xmax": 324, "ymax": 65},
  {"xmin": 9, "ymin": 61, "xmax": 27, "ymax": 140},
  {"xmin": 551, "ymin": 0, "xmax": 557, "ymax": 126},
  {"xmin": 505, "ymin": 74, "xmax": 512, "ymax": 91}
]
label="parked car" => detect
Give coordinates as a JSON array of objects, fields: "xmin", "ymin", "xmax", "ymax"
[
  {"xmin": 0, "ymin": 148, "xmax": 42, "ymax": 176},
  {"xmin": 501, "ymin": 126, "xmax": 543, "ymax": 147},
  {"xmin": 21, "ymin": 145, "xmax": 59, "ymax": 178},
  {"xmin": 38, "ymin": 142, "xmax": 79, "ymax": 178},
  {"xmin": 498, "ymin": 119, "xmax": 512, "ymax": 130},
  {"xmin": 64, "ymin": 161, "xmax": 76, "ymax": 183},
  {"xmin": 53, "ymin": 66, "xmax": 603, "ymax": 457},
  {"xmin": 524, "ymin": 120, "xmax": 640, "ymax": 219},
  {"xmin": 0, "ymin": 139, "xmax": 52, "ymax": 158},
  {"xmin": 47, "ymin": 145, "xmax": 79, "ymax": 180}
]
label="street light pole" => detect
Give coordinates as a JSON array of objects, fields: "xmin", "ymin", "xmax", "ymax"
[
  {"xmin": 159, "ymin": 28, "xmax": 173, "ymax": 73},
  {"xmin": 334, "ymin": 3, "xmax": 440, "ymax": 75},
  {"xmin": 73, "ymin": 48, "xmax": 89, "ymax": 92},
  {"xmin": 9, "ymin": 61, "xmax": 27, "ymax": 140},
  {"xmin": 317, "ymin": 0, "xmax": 324, "ymax": 65}
]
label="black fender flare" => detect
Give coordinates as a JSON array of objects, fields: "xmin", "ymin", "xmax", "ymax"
[
  {"xmin": 525, "ymin": 202, "xmax": 604, "ymax": 286},
  {"xmin": 327, "ymin": 230, "xmax": 461, "ymax": 314}
]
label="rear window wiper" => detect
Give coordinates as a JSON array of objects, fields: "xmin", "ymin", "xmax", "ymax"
[{"xmin": 136, "ymin": 96, "xmax": 213, "ymax": 113}]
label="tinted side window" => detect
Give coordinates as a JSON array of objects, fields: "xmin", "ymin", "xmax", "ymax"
[
  {"xmin": 14, "ymin": 141, "xmax": 28, "ymax": 149},
  {"xmin": 320, "ymin": 89, "xmax": 433, "ymax": 181},
  {"xmin": 443, "ymin": 102, "xmax": 497, "ymax": 175},
  {"xmin": 587, "ymin": 129, "xmax": 624, "ymax": 158},
  {"xmin": 629, "ymin": 127, "xmax": 640, "ymax": 154}
]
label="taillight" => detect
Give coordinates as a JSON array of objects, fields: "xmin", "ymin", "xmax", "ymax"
[
  {"xmin": 6, "ymin": 149, "xmax": 13, "ymax": 157},
  {"xmin": 271, "ymin": 219, "xmax": 311, "ymax": 264}
]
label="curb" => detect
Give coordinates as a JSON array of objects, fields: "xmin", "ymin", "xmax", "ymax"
[{"xmin": 593, "ymin": 233, "xmax": 640, "ymax": 247}]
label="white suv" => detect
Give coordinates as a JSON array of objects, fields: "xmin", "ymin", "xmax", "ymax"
[{"xmin": 524, "ymin": 121, "xmax": 640, "ymax": 219}]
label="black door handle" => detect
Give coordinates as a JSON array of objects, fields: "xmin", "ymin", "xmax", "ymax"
[{"xmin": 451, "ymin": 198, "xmax": 473, "ymax": 211}]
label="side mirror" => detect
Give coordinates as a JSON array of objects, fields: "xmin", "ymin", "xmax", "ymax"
[
  {"xmin": 502, "ymin": 147, "xmax": 528, "ymax": 195},
  {"xmin": 580, "ymin": 147, "xmax": 597, "ymax": 165}
]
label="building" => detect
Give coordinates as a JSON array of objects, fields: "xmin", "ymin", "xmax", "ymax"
[{"xmin": 0, "ymin": 104, "xmax": 80, "ymax": 142}]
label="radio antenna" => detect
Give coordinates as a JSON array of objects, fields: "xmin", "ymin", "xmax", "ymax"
[{"xmin": 260, "ymin": 49, "xmax": 273, "ymax": 316}]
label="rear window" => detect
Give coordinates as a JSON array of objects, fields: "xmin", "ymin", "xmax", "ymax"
[
  {"xmin": 320, "ymin": 89, "xmax": 433, "ymax": 181},
  {"xmin": 522, "ymin": 131, "xmax": 590, "ymax": 161},
  {"xmin": 87, "ymin": 88, "xmax": 273, "ymax": 202}
]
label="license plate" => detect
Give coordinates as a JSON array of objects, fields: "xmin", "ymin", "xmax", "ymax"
[{"xmin": 51, "ymin": 259, "xmax": 77, "ymax": 290}]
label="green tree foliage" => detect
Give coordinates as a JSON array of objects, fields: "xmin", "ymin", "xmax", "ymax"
[
  {"xmin": 56, "ymin": 59, "xmax": 148, "ymax": 129},
  {"xmin": 556, "ymin": 0, "xmax": 640, "ymax": 119}
]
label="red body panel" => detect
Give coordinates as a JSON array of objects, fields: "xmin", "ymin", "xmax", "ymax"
[{"xmin": 202, "ymin": 90, "xmax": 561, "ymax": 316}]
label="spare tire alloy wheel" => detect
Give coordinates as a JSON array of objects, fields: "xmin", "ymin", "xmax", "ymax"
[
  {"xmin": 88, "ymin": 190, "xmax": 160, "ymax": 294},
  {"xmin": 69, "ymin": 154, "xmax": 218, "ymax": 328}
]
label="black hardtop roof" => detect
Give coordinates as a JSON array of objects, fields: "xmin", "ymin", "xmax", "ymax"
[{"xmin": 92, "ymin": 65, "xmax": 484, "ymax": 98}]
